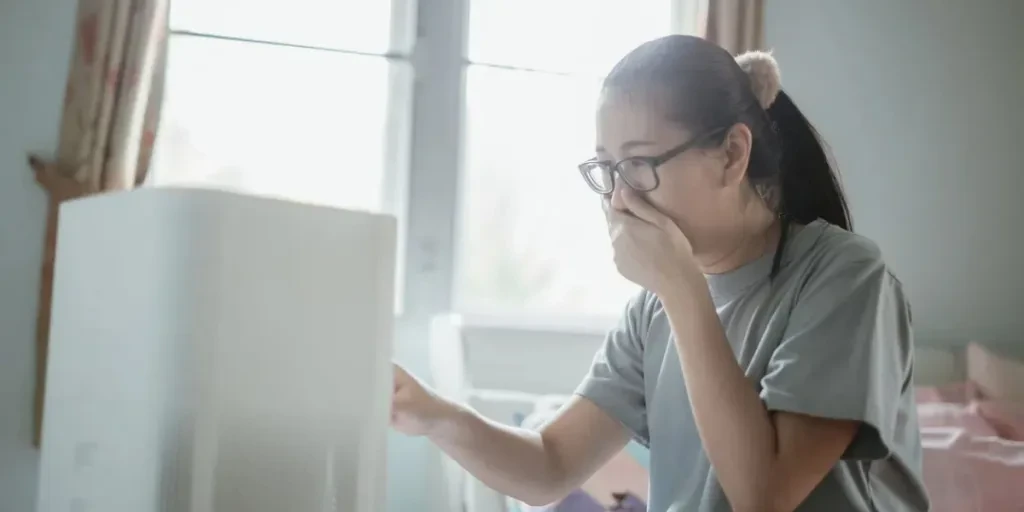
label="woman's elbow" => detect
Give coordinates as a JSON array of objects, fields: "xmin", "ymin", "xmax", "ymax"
[
  {"xmin": 516, "ymin": 485, "xmax": 573, "ymax": 508},
  {"xmin": 730, "ymin": 499, "xmax": 792, "ymax": 512},
  {"xmin": 729, "ymin": 491, "xmax": 801, "ymax": 512},
  {"xmin": 725, "ymin": 483, "xmax": 798, "ymax": 512},
  {"xmin": 519, "ymin": 494, "xmax": 560, "ymax": 508},
  {"xmin": 729, "ymin": 499, "xmax": 769, "ymax": 512},
  {"xmin": 508, "ymin": 463, "xmax": 576, "ymax": 507},
  {"xmin": 515, "ymin": 476, "xmax": 576, "ymax": 507}
]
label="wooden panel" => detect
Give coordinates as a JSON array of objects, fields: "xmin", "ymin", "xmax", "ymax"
[{"xmin": 28, "ymin": 155, "xmax": 93, "ymax": 448}]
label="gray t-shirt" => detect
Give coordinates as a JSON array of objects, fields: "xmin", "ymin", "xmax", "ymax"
[{"xmin": 576, "ymin": 220, "xmax": 929, "ymax": 511}]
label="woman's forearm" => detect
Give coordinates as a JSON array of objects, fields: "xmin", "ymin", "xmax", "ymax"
[
  {"xmin": 427, "ymin": 400, "xmax": 568, "ymax": 506},
  {"xmin": 659, "ymin": 283, "xmax": 778, "ymax": 511}
]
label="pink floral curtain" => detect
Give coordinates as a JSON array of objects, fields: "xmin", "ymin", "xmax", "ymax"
[{"xmin": 29, "ymin": 0, "xmax": 169, "ymax": 446}]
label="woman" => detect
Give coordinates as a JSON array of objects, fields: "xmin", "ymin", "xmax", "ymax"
[{"xmin": 392, "ymin": 35, "xmax": 928, "ymax": 512}]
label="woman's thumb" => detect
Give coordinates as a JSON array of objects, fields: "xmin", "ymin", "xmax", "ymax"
[{"xmin": 393, "ymin": 363, "xmax": 411, "ymax": 385}]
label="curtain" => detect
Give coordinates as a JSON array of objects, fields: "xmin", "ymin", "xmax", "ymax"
[
  {"xmin": 28, "ymin": 0, "xmax": 169, "ymax": 446},
  {"xmin": 699, "ymin": 0, "xmax": 765, "ymax": 54}
]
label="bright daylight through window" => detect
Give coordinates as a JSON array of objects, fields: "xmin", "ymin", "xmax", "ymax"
[
  {"xmin": 152, "ymin": 0, "xmax": 689, "ymax": 322},
  {"xmin": 459, "ymin": 0, "xmax": 680, "ymax": 318},
  {"xmin": 152, "ymin": 0, "xmax": 405, "ymax": 212}
]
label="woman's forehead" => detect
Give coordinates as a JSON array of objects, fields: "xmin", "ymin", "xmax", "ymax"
[{"xmin": 596, "ymin": 89, "xmax": 692, "ymax": 145}]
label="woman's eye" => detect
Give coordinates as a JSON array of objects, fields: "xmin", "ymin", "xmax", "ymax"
[{"xmin": 618, "ymin": 159, "xmax": 646, "ymax": 172}]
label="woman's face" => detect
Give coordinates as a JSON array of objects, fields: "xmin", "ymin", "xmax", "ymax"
[{"xmin": 594, "ymin": 89, "xmax": 752, "ymax": 253}]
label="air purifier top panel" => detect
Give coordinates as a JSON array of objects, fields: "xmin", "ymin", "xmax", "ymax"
[{"xmin": 38, "ymin": 188, "xmax": 396, "ymax": 512}]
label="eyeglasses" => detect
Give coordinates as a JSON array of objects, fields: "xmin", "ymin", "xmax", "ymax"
[{"xmin": 578, "ymin": 127, "xmax": 727, "ymax": 194}]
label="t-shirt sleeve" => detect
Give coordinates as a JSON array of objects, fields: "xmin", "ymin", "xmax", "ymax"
[
  {"xmin": 575, "ymin": 291, "xmax": 650, "ymax": 446},
  {"xmin": 759, "ymin": 249, "xmax": 913, "ymax": 460}
]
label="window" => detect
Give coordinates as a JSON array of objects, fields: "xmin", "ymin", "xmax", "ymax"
[
  {"xmin": 457, "ymin": 0, "xmax": 691, "ymax": 318},
  {"xmin": 151, "ymin": 0, "xmax": 695, "ymax": 324},
  {"xmin": 151, "ymin": 0, "xmax": 412, "ymax": 213}
]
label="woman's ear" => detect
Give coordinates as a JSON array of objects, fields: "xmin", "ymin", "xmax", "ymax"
[{"xmin": 720, "ymin": 123, "xmax": 752, "ymax": 187}]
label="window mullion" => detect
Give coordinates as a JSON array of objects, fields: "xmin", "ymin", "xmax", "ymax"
[
  {"xmin": 390, "ymin": 2, "xmax": 469, "ymax": 512},
  {"xmin": 400, "ymin": 0, "xmax": 468, "ymax": 321}
]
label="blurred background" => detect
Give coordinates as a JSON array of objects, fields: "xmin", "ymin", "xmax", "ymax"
[{"xmin": 2, "ymin": 0, "xmax": 1022, "ymax": 511}]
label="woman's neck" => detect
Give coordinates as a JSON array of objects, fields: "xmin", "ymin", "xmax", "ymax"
[{"xmin": 696, "ymin": 209, "xmax": 781, "ymax": 275}]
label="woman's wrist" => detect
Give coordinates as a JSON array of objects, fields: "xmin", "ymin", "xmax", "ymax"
[
  {"xmin": 426, "ymin": 396, "xmax": 473, "ymax": 444},
  {"xmin": 655, "ymin": 270, "xmax": 711, "ymax": 312}
]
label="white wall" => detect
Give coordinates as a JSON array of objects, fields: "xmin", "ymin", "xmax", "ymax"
[
  {"xmin": 0, "ymin": 1, "xmax": 76, "ymax": 511},
  {"xmin": 0, "ymin": 4, "xmax": 74, "ymax": 512},
  {"xmin": 764, "ymin": 0, "xmax": 1024, "ymax": 345}
]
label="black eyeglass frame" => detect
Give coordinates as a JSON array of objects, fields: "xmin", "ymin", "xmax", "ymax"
[{"xmin": 578, "ymin": 126, "xmax": 729, "ymax": 194}]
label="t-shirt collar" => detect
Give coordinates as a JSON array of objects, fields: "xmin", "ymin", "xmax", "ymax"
[{"xmin": 704, "ymin": 219, "xmax": 829, "ymax": 303}]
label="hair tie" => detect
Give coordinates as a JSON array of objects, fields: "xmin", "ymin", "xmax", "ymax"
[{"xmin": 735, "ymin": 50, "xmax": 782, "ymax": 110}]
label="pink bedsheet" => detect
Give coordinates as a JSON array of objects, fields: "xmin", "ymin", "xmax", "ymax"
[{"xmin": 917, "ymin": 383, "xmax": 1024, "ymax": 511}]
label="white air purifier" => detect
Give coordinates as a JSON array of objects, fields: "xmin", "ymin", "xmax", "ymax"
[{"xmin": 36, "ymin": 188, "xmax": 396, "ymax": 512}]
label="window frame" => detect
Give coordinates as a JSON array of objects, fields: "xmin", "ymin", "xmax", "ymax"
[
  {"xmin": 160, "ymin": 0, "xmax": 419, "ymax": 313},
  {"xmin": 159, "ymin": 0, "xmax": 699, "ymax": 329},
  {"xmin": 445, "ymin": 0, "xmax": 699, "ymax": 327}
]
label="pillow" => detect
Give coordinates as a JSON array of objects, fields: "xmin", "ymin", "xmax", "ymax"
[
  {"xmin": 966, "ymin": 342, "xmax": 1024, "ymax": 401},
  {"xmin": 916, "ymin": 382, "xmax": 997, "ymax": 437}
]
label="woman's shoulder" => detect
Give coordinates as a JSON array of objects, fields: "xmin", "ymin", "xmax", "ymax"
[
  {"xmin": 790, "ymin": 220, "xmax": 904, "ymax": 292},
  {"xmin": 624, "ymin": 288, "xmax": 661, "ymax": 329},
  {"xmin": 796, "ymin": 221, "xmax": 890, "ymax": 272}
]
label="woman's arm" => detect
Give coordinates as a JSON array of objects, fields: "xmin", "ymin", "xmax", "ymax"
[
  {"xmin": 431, "ymin": 395, "xmax": 630, "ymax": 506},
  {"xmin": 659, "ymin": 283, "xmax": 857, "ymax": 512},
  {"xmin": 393, "ymin": 365, "xmax": 630, "ymax": 506}
]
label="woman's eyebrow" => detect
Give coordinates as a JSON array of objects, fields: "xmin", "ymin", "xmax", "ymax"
[{"xmin": 595, "ymin": 140, "xmax": 659, "ymax": 153}]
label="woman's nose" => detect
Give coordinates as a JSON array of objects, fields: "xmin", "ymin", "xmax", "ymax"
[{"xmin": 608, "ymin": 176, "xmax": 630, "ymax": 211}]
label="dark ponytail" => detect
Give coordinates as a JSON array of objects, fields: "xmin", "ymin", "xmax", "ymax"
[
  {"xmin": 768, "ymin": 90, "xmax": 851, "ymax": 230},
  {"xmin": 603, "ymin": 35, "xmax": 852, "ymax": 275},
  {"xmin": 766, "ymin": 89, "xmax": 851, "ymax": 276}
]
